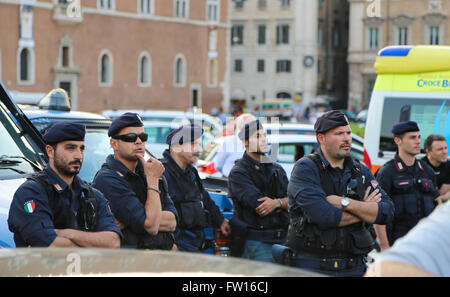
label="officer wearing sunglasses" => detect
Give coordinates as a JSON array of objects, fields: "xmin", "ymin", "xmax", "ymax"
[{"xmin": 92, "ymin": 112, "xmax": 178, "ymax": 250}]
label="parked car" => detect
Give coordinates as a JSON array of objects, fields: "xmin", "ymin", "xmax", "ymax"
[
  {"xmin": 102, "ymin": 109, "xmax": 223, "ymax": 138},
  {"xmin": 0, "ymin": 82, "xmax": 48, "ymax": 248},
  {"xmin": 264, "ymin": 122, "xmax": 364, "ymax": 148},
  {"xmin": 355, "ymin": 108, "xmax": 368, "ymax": 123},
  {"xmin": 268, "ymin": 134, "xmax": 364, "ymax": 177},
  {"xmin": 20, "ymin": 89, "xmax": 120, "ymax": 183},
  {"xmin": 198, "ymin": 133, "xmax": 364, "ymax": 179}
]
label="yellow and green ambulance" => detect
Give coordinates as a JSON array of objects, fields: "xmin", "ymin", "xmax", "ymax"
[{"xmin": 364, "ymin": 45, "xmax": 450, "ymax": 173}]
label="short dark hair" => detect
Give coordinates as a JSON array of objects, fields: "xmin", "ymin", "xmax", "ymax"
[
  {"xmin": 424, "ymin": 134, "xmax": 446, "ymax": 151},
  {"xmin": 393, "ymin": 133, "xmax": 404, "ymax": 140}
]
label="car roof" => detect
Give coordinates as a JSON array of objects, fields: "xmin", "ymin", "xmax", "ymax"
[
  {"xmin": 142, "ymin": 120, "xmax": 188, "ymax": 127},
  {"xmin": 23, "ymin": 109, "xmax": 112, "ymax": 129},
  {"xmin": 268, "ymin": 134, "xmax": 363, "ymax": 151},
  {"xmin": 266, "ymin": 122, "xmax": 364, "ymax": 146},
  {"xmin": 264, "ymin": 122, "xmax": 314, "ymax": 130},
  {"xmin": 103, "ymin": 109, "xmax": 212, "ymax": 119}
]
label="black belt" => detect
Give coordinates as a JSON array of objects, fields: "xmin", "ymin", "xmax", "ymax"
[
  {"xmin": 247, "ymin": 228, "xmax": 287, "ymax": 244},
  {"xmin": 294, "ymin": 254, "xmax": 365, "ymax": 272}
]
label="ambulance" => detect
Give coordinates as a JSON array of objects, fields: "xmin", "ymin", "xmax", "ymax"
[{"xmin": 364, "ymin": 45, "xmax": 450, "ymax": 174}]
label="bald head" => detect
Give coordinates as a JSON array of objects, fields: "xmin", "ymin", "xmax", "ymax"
[{"xmin": 235, "ymin": 113, "xmax": 256, "ymax": 133}]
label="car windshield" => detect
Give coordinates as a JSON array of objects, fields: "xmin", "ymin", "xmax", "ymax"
[
  {"xmin": 78, "ymin": 129, "xmax": 114, "ymax": 183},
  {"xmin": 145, "ymin": 126, "xmax": 173, "ymax": 144},
  {"xmin": 380, "ymin": 97, "xmax": 450, "ymax": 155},
  {"xmin": 0, "ymin": 102, "xmax": 41, "ymax": 178}
]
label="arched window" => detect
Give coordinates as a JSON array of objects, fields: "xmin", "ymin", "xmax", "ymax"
[
  {"xmin": 138, "ymin": 52, "xmax": 151, "ymax": 87},
  {"xmin": 18, "ymin": 47, "xmax": 34, "ymax": 84},
  {"xmin": 99, "ymin": 50, "xmax": 113, "ymax": 86},
  {"xmin": 174, "ymin": 54, "xmax": 186, "ymax": 87}
]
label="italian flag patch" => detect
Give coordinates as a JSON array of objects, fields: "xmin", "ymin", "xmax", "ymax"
[{"xmin": 24, "ymin": 200, "xmax": 35, "ymax": 213}]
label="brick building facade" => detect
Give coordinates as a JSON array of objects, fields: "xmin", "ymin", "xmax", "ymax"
[{"xmin": 0, "ymin": 0, "xmax": 229, "ymax": 113}]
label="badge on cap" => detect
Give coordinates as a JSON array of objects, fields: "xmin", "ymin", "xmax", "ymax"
[{"xmin": 24, "ymin": 200, "xmax": 36, "ymax": 213}]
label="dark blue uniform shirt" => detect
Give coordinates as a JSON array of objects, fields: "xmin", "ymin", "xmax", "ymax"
[
  {"xmin": 288, "ymin": 148, "xmax": 394, "ymax": 228},
  {"xmin": 162, "ymin": 150, "xmax": 224, "ymax": 229},
  {"xmin": 8, "ymin": 166, "xmax": 121, "ymax": 247},
  {"xmin": 228, "ymin": 152, "xmax": 289, "ymax": 209},
  {"xmin": 92, "ymin": 154, "xmax": 178, "ymax": 235}
]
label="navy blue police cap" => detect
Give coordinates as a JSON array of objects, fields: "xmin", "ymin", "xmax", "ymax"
[
  {"xmin": 391, "ymin": 120, "xmax": 420, "ymax": 135},
  {"xmin": 314, "ymin": 110, "xmax": 349, "ymax": 134},
  {"xmin": 166, "ymin": 124, "xmax": 203, "ymax": 145},
  {"xmin": 238, "ymin": 120, "xmax": 264, "ymax": 141},
  {"xmin": 108, "ymin": 112, "xmax": 144, "ymax": 137},
  {"xmin": 43, "ymin": 122, "xmax": 86, "ymax": 144}
]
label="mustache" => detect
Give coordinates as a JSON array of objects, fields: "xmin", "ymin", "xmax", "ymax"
[{"xmin": 69, "ymin": 160, "xmax": 82, "ymax": 166}]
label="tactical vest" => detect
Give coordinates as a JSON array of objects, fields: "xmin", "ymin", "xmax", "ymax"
[
  {"xmin": 163, "ymin": 160, "xmax": 210, "ymax": 232},
  {"xmin": 14, "ymin": 171, "xmax": 97, "ymax": 247},
  {"xmin": 383, "ymin": 158, "xmax": 437, "ymax": 245},
  {"xmin": 287, "ymin": 153, "xmax": 376, "ymax": 257},
  {"xmin": 98, "ymin": 164, "xmax": 174, "ymax": 250},
  {"xmin": 231, "ymin": 156, "xmax": 289, "ymax": 231}
]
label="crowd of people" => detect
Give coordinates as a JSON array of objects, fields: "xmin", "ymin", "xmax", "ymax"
[{"xmin": 6, "ymin": 110, "xmax": 450, "ymax": 277}]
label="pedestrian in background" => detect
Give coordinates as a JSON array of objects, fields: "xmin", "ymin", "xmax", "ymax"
[
  {"xmin": 213, "ymin": 113, "xmax": 256, "ymax": 177},
  {"xmin": 421, "ymin": 134, "xmax": 450, "ymax": 201}
]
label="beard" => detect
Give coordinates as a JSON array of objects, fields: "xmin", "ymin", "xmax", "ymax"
[
  {"xmin": 118, "ymin": 150, "xmax": 140, "ymax": 162},
  {"xmin": 53, "ymin": 154, "xmax": 82, "ymax": 177}
]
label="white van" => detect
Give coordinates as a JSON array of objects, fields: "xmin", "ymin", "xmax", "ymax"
[{"xmin": 364, "ymin": 45, "xmax": 450, "ymax": 173}]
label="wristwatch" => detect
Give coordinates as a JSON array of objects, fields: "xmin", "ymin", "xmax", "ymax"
[{"xmin": 341, "ymin": 197, "xmax": 350, "ymax": 210}]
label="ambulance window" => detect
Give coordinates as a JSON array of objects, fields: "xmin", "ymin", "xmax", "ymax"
[{"xmin": 379, "ymin": 97, "xmax": 450, "ymax": 154}]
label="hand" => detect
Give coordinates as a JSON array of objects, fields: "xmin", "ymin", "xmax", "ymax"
[
  {"xmin": 255, "ymin": 197, "xmax": 279, "ymax": 216},
  {"xmin": 363, "ymin": 187, "xmax": 382, "ymax": 203},
  {"xmin": 138, "ymin": 155, "xmax": 165, "ymax": 180},
  {"xmin": 220, "ymin": 219, "xmax": 231, "ymax": 236},
  {"xmin": 114, "ymin": 218, "xmax": 125, "ymax": 230}
]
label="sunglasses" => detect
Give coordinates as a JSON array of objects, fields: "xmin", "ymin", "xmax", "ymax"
[{"xmin": 112, "ymin": 132, "xmax": 148, "ymax": 143}]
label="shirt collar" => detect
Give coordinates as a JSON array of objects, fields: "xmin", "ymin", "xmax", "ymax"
[
  {"xmin": 243, "ymin": 151, "xmax": 273, "ymax": 168},
  {"xmin": 43, "ymin": 166, "xmax": 88, "ymax": 194},
  {"xmin": 317, "ymin": 147, "xmax": 353, "ymax": 170},
  {"xmin": 105, "ymin": 154, "xmax": 144, "ymax": 178},
  {"xmin": 394, "ymin": 153, "xmax": 421, "ymax": 172},
  {"xmin": 162, "ymin": 149, "xmax": 192, "ymax": 176}
]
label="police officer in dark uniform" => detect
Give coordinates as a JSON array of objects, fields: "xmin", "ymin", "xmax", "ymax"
[
  {"xmin": 281, "ymin": 111, "xmax": 393, "ymax": 276},
  {"xmin": 376, "ymin": 121, "xmax": 440, "ymax": 250},
  {"xmin": 161, "ymin": 124, "xmax": 230, "ymax": 252},
  {"xmin": 228, "ymin": 120, "xmax": 289, "ymax": 263},
  {"xmin": 8, "ymin": 122, "xmax": 122, "ymax": 247},
  {"xmin": 92, "ymin": 112, "xmax": 178, "ymax": 250}
]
